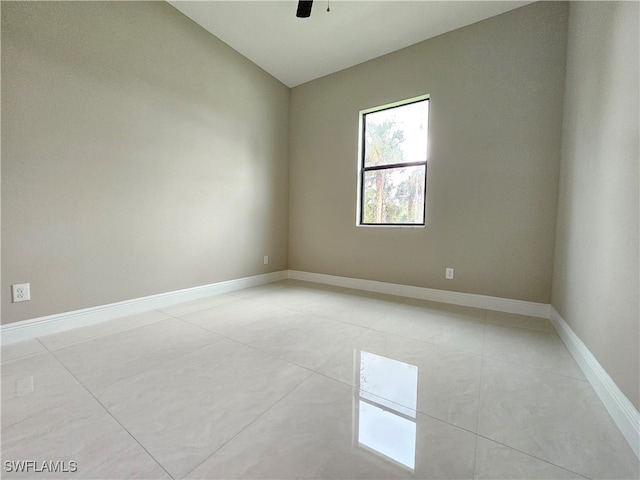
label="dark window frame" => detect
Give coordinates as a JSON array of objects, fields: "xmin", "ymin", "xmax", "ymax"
[{"xmin": 358, "ymin": 97, "xmax": 429, "ymax": 227}]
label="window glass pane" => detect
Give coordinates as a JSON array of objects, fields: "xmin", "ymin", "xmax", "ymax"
[
  {"xmin": 362, "ymin": 165, "xmax": 425, "ymax": 224},
  {"xmin": 364, "ymin": 101, "xmax": 428, "ymax": 168}
]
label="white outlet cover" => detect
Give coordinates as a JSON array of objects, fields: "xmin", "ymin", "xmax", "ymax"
[
  {"xmin": 263, "ymin": 256, "xmax": 269, "ymax": 265},
  {"xmin": 445, "ymin": 268, "xmax": 455, "ymax": 280},
  {"xmin": 11, "ymin": 283, "xmax": 31, "ymax": 302}
]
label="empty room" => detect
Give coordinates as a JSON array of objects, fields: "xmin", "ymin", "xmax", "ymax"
[{"xmin": 1, "ymin": 1, "xmax": 638, "ymax": 479}]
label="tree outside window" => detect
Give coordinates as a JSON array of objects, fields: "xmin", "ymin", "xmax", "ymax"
[{"xmin": 359, "ymin": 97, "xmax": 429, "ymax": 226}]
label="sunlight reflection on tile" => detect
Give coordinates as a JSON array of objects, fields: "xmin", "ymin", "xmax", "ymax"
[
  {"xmin": 355, "ymin": 352, "xmax": 419, "ymax": 470},
  {"xmin": 358, "ymin": 350, "xmax": 418, "ymax": 416},
  {"xmin": 318, "ymin": 329, "xmax": 482, "ymax": 431},
  {"xmin": 357, "ymin": 400, "xmax": 417, "ymax": 470},
  {"xmin": 1, "ymin": 280, "xmax": 635, "ymax": 480},
  {"xmin": 186, "ymin": 374, "xmax": 476, "ymax": 479}
]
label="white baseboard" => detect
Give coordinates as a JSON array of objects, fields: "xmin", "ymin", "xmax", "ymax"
[
  {"xmin": 0, "ymin": 271, "xmax": 288, "ymax": 346},
  {"xmin": 287, "ymin": 270, "xmax": 550, "ymax": 318},
  {"xmin": 288, "ymin": 270, "xmax": 639, "ymax": 458},
  {"xmin": 550, "ymin": 307, "xmax": 640, "ymax": 459},
  {"xmin": 2, "ymin": 268, "xmax": 636, "ymax": 460}
]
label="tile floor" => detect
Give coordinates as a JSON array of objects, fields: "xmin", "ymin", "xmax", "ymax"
[{"xmin": 1, "ymin": 280, "xmax": 638, "ymax": 479}]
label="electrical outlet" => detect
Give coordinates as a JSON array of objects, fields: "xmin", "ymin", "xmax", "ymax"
[
  {"xmin": 445, "ymin": 268, "xmax": 454, "ymax": 280},
  {"xmin": 263, "ymin": 255, "xmax": 269, "ymax": 265},
  {"xmin": 11, "ymin": 283, "xmax": 31, "ymax": 303}
]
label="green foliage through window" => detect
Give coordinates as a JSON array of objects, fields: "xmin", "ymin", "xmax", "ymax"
[{"xmin": 359, "ymin": 98, "xmax": 429, "ymax": 225}]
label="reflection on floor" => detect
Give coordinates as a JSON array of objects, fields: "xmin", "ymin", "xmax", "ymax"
[
  {"xmin": 1, "ymin": 280, "xmax": 638, "ymax": 479},
  {"xmin": 356, "ymin": 351, "xmax": 418, "ymax": 470}
]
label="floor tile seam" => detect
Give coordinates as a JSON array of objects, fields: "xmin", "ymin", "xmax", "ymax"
[
  {"xmin": 394, "ymin": 306, "xmax": 488, "ymax": 324},
  {"xmin": 321, "ymin": 298, "xmax": 412, "ymax": 319},
  {"xmin": 480, "ymin": 354, "xmax": 589, "ymax": 384},
  {"xmin": 307, "ymin": 324, "xmax": 379, "ymax": 373},
  {"xmin": 311, "ymin": 369, "xmax": 481, "ymax": 438},
  {"xmin": 268, "ymin": 289, "xmax": 404, "ymax": 313},
  {"xmin": 38, "ymin": 311, "xmax": 309, "ymax": 479},
  {"xmin": 46, "ymin": 324, "xmax": 223, "ymax": 394},
  {"xmin": 475, "ymin": 323, "xmax": 586, "ymax": 381},
  {"xmin": 0, "ymin": 348, "xmax": 50, "ymax": 367},
  {"xmin": 474, "ymin": 433, "xmax": 592, "ymax": 479},
  {"xmin": 471, "ymin": 427, "xmax": 480, "ymax": 480},
  {"xmin": 165, "ymin": 307, "xmax": 302, "ymax": 328},
  {"xmin": 3, "ymin": 339, "xmax": 50, "ymax": 363},
  {"xmin": 3, "ymin": 304, "xmax": 220, "ymax": 357},
  {"xmin": 365, "ymin": 324, "xmax": 485, "ymax": 359},
  {"xmin": 160, "ymin": 309, "xmax": 219, "ymax": 323},
  {"xmin": 278, "ymin": 306, "xmax": 394, "ymax": 333},
  {"xmin": 174, "ymin": 318, "xmax": 320, "ymax": 377},
  {"xmin": 141, "ymin": 284, "xmax": 545, "ymax": 333},
  {"xmin": 155, "ymin": 301, "xmax": 237, "ymax": 318},
  {"xmin": 161, "ymin": 312, "xmax": 379, "ymax": 407},
  {"xmin": 281, "ymin": 307, "xmax": 358, "ymax": 325},
  {"xmin": 1, "ymin": 401, "xmax": 72, "ymax": 433},
  {"xmin": 480, "ymin": 321, "xmax": 488, "ymax": 358},
  {"xmin": 210, "ymin": 298, "xmax": 513, "ymax": 362},
  {"xmin": 400, "ymin": 310, "xmax": 556, "ymax": 334},
  {"xmin": 399, "ymin": 298, "xmax": 488, "ymax": 321},
  {"xmin": 1, "ymin": 382, "xmax": 100, "ymax": 428},
  {"xmin": 37, "ymin": 349, "xmax": 176, "ymax": 480},
  {"xmin": 158, "ymin": 297, "xmax": 274, "ymax": 320},
  {"xmin": 276, "ymin": 303, "xmax": 336, "ymax": 318},
  {"xmin": 401, "ymin": 396, "xmax": 480, "ymax": 436},
  {"xmin": 484, "ymin": 329, "xmax": 564, "ymax": 345},
  {"xmin": 484, "ymin": 319, "xmax": 557, "ymax": 334},
  {"xmin": 1, "ymin": 339, "xmax": 68, "ymax": 431},
  {"xmin": 206, "ymin": 291, "xmax": 263, "ymax": 302},
  {"xmin": 474, "ymin": 353, "xmax": 487, "ymax": 437},
  {"xmin": 180, "ymin": 369, "xmax": 317, "ymax": 479},
  {"xmin": 177, "ymin": 298, "xmax": 378, "ymax": 339},
  {"xmin": 304, "ymin": 312, "xmax": 378, "ymax": 336},
  {"xmin": 34, "ymin": 313, "xmax": 172, "ymax": 353}
]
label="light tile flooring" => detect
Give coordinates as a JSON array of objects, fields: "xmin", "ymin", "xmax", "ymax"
[{"xmin": 1, "ymin": 280, "xmax": 638, "ymax": 479}]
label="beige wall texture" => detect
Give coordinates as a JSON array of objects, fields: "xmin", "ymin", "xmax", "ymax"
[
  {"xmin": 289, "ymin": 2, "xmax": 568, "ymax": 304},
  {"xmin": 1, "ymin": 0, "xmax": 638, "ymax": 415},
  {"xmin": 552, "ymin": 2, "xmax": 640, "ymax": 409},
  {"xmin": 1, "ymin": 2, "xmax": 290, "ymax": 325}
]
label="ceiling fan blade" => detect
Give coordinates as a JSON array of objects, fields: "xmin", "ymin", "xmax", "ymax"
[{"xmin": 296, "ymin": 0, "xmax": 313, "ymax": 18}]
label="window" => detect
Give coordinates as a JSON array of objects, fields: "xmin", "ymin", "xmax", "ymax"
[{"xmin": 358, "ymin": 96, "xmax": 429, "ymax": 226}]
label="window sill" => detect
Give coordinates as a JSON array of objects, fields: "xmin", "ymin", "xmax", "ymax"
[{"xmin": 356, "ymin": 224, "xmax": 426, "ymax": 229}]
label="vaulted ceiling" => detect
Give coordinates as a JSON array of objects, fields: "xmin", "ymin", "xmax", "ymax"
[{"xmin": 168, "ymin": 1, "xmax": 534, "ymax": 87}]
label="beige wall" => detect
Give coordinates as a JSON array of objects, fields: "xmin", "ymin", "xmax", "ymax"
[
  {"xmin": 2, "ymin": 0, "xmax": 637, "ymax": 414},
  {"xmin": 1, "ymin": 2, "xmax": 290, "ymax": 324},
  {"xmin": 552, "ymin": 2, "xmax": 639, "ymax": 409},
  {"xmin": 289, "ymin": 2, "xmax": 568, "ymax": 303}
]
